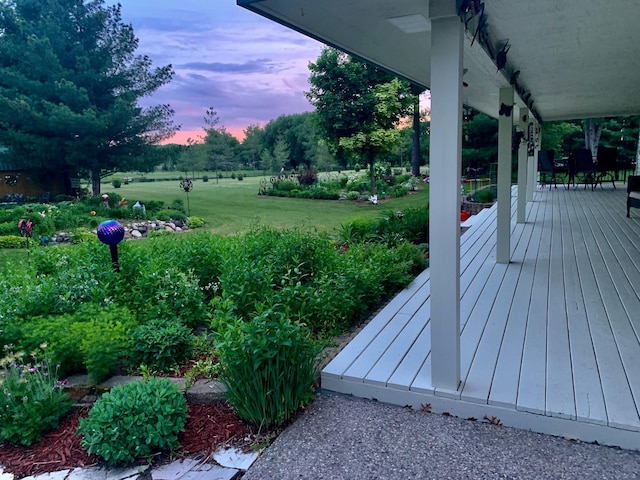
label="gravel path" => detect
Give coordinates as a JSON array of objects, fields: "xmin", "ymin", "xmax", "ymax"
[{"xmin": 243, "ymin": 392, "xmax": 640, "ymax": 480}]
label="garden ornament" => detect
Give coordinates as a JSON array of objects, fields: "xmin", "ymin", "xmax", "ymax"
[{"xmin": 97, "ymin": 220, "xmax": 125, "ymax": 273}]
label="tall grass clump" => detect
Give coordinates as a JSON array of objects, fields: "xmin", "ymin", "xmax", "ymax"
[{"xmin": 215, "ymin": 307, "xmax": 321, "ymax": 431}]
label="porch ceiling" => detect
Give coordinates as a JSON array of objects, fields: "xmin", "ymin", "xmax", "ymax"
[{"xmin": 238, "ymin": 0, "xmax": 640, "ymax": 122}]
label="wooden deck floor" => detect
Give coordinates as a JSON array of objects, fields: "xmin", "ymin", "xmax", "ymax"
[{"xmin": 322, "ymin": 183, "xmax": 640, "ymax": 449}]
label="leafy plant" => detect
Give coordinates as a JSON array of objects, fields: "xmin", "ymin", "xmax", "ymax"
[
  {"xmin": 215, "ymin": 308, "xmax": 321, "ymax": 431},
  {"xmin": 187, "ymin": 216, "xmax": 205, "ymax": 228},
  {"xmin": 0, "ymin": 235, "xmax": 27, "ymax": 248},
  {"xmin": 77, "ymin": 378, "xmax": 188, "ymax": 465},
  {"xmin": 131, "ymin": 318, "xmax": 193, "ymax": 372},
  {"xmin": 184, "ymin": 357, "xmax": 219, "ymax": 388},
  {"xmin": 0, "ymin": 345, "xmax": 72, "ymax": 446},
  {"xmin": 112, "ymin": 179, "xmax": 122, "ymax": 188},
  {"xmin": 18, "ymin": 305, "xmax": 136, "ymax": 380}
]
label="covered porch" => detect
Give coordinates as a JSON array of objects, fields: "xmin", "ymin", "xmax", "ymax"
[
  {"xmin": 237, "ymin": 0, "xmax": 640, "ymax": 448},
  {"xmin": 323, "ymin": 184, "xmax": 640, "ymax": 448}
]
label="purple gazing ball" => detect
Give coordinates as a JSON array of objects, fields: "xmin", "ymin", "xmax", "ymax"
[{"xmin": 97, "ymin": 220, "xmax": 125, "ymax": 246}]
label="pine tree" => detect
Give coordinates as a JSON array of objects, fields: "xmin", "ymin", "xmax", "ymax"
[{"xmin": 0, "ymin": 0, "xmax": 177, "ymax": 195}]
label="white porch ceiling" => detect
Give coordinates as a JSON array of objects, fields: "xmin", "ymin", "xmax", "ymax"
[{"xmin": 238, "ymin": 0, "xmax": 640, "ymax": 122}]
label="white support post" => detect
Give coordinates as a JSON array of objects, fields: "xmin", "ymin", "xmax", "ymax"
[
  {"xmin": 496, "ymin": 87, "xmax": 513, "ymax": 264},
  {"xmin": 517, "ymin": 108, "xmax": 528, "ymax": 223},
  {"xmin": 528, "ymin": 120, "xmax": 538, "ymax": 201},
  {"xmin": 428, "ymin": 2, "xmax": 462, "ymax": 393}
]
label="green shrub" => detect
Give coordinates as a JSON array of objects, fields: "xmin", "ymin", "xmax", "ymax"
[
  {"xmin": 237, "ymin": 174, "xmax": 244, "ymax": 181},
  {"xmin": 77, "ymin": 378, "xmax": 188, "ymax": 466},
  {"xmin": 0, "ymin": 235, "xmax": 27, "ymax": 248},
  {"xmin": 156, "ymin": 209, "xmax": 187, "ymax": 222},
  {"xmin": 230, "ymin": 172, "xmax": 236, "ymax": 179},
  {"xmin": 346, "ymin": 191, "xmax": 360, "ymax": 201},
  {"xmin": 70, "ymin": 230, "xmax": 98, "ymax": 244},
  {"xmin": 187, "ymin": 216, "xmax": 205, "ymax": 228},
  {"xmin": 337, "ymin": 217, "xmax": 380, "ymax": 244},
  {"xmin": 0, "ymin": 221, "xmax": 17, "ymax": 236},
  {"xmin": 0, "ymin": 346, "xmax": 72, "ymax": 445},
  {"xmin": 216, "ymin": 309, "xmax": 320, "ymax": 431},
  {"xmin": 354, "ymin": 163, "xmax": 361, "ymax": 172},
  {"xmin": 120, "ymin": 266, "xmax": 206, "ymax": 327},
  {"xmin": 131, "ymin": 319, "xmax": 193, "ymax": 372},
  {"xmin": 147, "ymin": 228, "xmax": 173, "ymax": 239},
  {"xmin": 112, "ymin": 179, "xmax": 122, "ymax": 188},
  {"xmin": 389, "ymin": 185, "xmax": 408, "ymax": 198},
  {"xmin": 19, "ymin": 305, "xmax": 136, "ymax": 380},
  {"xmin": 475, "ymin": 188, "xmax": 496, "ymax": 203},
  {"xmin": 273, "ymin": 180, "xmax": 298, "ymax": 192},
  {"xmin": 169, "ymin": 199, "xmax": 186, "ymax": 213},
  {"xmin": 144, "ymin": 200, "xmax": 165, "ymax": 213},
  {"xmin": 202, "ymin": 175, "xmax": 209, "ymax": 182}
]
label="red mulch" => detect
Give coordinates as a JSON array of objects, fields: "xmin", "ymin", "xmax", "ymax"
[{"xmin": 0, "ymin": 403, "xmax": 252, "ymax": 479}]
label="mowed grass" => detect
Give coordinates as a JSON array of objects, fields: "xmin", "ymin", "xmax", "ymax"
[
  {"xmin": 109, "ymin": 174, "xmax": 429, "ymax": 236},
  {"xmin": 0, "ymin": 174, "xmax": 429, "ymax": 264}
]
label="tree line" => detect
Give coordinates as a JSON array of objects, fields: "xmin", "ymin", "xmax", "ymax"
[{"xmin": 0, "ymin": 1, "xmax": 637, "ymax": 197}]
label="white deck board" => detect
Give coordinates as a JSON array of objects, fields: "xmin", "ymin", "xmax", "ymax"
[
  {"xmin": 322, "ymin": 183, "xmax": 640, "ymax": 448},
  {"xmin": 545, "ymin": 193, "xmax": 576, "ymax": 419},
  {"xmin": 559, "ymin": 189, "xmax": 607, "ymax": 425}
]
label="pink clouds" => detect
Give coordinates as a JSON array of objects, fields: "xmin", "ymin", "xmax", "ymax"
[{"xmin": 111, "ymin": 0, "xmax": 323, "ymax": 146}]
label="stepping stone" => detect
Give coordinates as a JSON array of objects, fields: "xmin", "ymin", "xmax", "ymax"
[{"xmin": 212, "ymin": 447, "xmax": 259, "ymax": 471}]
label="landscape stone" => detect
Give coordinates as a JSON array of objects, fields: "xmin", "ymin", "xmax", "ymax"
[
  {"xmin": 131, "ymin": 230, "xmax": 142, "ymax": 238},
  {"xmin": 212, "ymin": 447, "xmax": 259, "ymax": 471},
  {"xmin": 21, "ymin": 470, "xmax": 71, "ymax": 480},
  {"xmin": 0, "ymin": 468, "xmax": 14, "ymax": 480},
  {"xmin": 151, "ymin": 458, "xmax": 200, "ymax": 480}
]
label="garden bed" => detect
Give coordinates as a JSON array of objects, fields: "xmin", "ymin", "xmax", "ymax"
[{"xmin": 0, "ymin": 402, "xmax": 253, "ymax": 478}]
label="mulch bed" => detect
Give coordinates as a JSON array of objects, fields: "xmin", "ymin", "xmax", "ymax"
[{"xmin": 0, "ymin": 403, "xmax": 252, "ymax": 479}]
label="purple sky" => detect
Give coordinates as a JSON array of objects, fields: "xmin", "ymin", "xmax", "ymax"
[{"xmin": 111, "ymin": 0, "xmax": 325, "ymax": 143}]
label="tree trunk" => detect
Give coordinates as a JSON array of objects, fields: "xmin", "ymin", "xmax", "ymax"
[
  {"xmin": 92, "ymin": 169, "xmax": 101, "ymax": 196},
  {"xmin": 411, "ymin": 94, "xmax": 421, "ymax": 176},
  {"xmin": 584, "ymin": 118, "xmax": 603, "ymax": 157},
  {"xmin": 368, "ymin": 149, "xmax": 376, "ymax": 196}
]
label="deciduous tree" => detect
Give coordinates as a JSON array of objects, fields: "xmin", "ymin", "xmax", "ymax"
[{"xmin": 307, "ymin": 47, "xmax": 413, "ymax": 194}]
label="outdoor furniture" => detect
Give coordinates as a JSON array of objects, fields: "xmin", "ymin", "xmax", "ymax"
[
  {"xmin": 0, "ymin": 193, "xmax": 25, "ymax": 205},
  {"xmin": 594, "ymin": 147, "xmax": 618, "ymax": 189},
  {"xmin": 568, "ymin": 149, "xmax": 596, "ymax": 189},
  {"xmin": 538, "ymin": 150, "xmax": 557, "ymax": 188},
  {"xmin": 627, "ymin": 175, "xmax": 640, "ymax": 217}
]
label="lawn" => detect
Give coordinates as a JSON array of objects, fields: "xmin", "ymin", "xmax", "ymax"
[{"xmin": 105, "ymin": 174, "xmax": 429, "ymax": 236}]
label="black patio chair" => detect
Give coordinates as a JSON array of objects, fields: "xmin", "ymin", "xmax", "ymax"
[
  {"xmin": 627, "ymin": 176, "xmax": 640, "ymax": 218},
  {"xmin": 595, "ymin": 146, "xmax": 617, "ymax": 189},
  {"xmin": 568, "ymin": 149, "xmax": 596, "ymax": 189},
  {"xmin": 538, "ymin": 150, "xmax": 556, "ymax": 188}
]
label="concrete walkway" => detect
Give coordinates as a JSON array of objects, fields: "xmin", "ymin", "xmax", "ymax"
[{"xmin": 243, "ymin": 392, "xmax": 640, "ymax": 479}]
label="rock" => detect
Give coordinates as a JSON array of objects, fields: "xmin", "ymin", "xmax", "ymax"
[
  {"xmin": 131, "ymin": 230, "xmax": 142, "ymax": 238},
  {"xmin": 175, "ymin": 226, "xmax": 182, "ymax": 232}
]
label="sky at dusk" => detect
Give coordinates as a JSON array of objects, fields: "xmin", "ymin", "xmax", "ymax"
[{"xmin": 110, "ymin": 0, "xmax": 325, "ymax": 144}]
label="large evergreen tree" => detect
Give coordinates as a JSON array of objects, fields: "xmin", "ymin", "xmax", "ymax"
[{"xmin": 0, "ymin": 0, "xmax": 177, "ymax": 195}]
